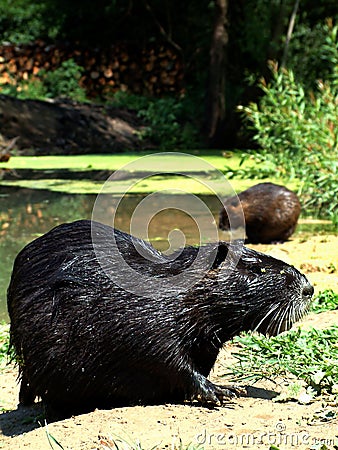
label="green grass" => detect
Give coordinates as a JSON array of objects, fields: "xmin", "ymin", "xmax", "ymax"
[
  {"xmin": 311, "ymin": 290, "xmax": 338, "ymax": 314},
  {"xmin": 46, "ymin": 430, "xmax": 65, "ymax": 450},
  {"xmin": 226, "ymin": 326, "xmax": 338, "ymax": 396},
  {"xmin": 98, "ymin": 433, "xmax": 202, "ymax": 450},
  {"xmin": 0, "ymin": 324, "xmax": 10, "ymax": 365}
]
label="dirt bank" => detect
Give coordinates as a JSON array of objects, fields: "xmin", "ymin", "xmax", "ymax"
[{"xmin": 1, "ymin": 234, "xmax": 337, "ymax": 450}]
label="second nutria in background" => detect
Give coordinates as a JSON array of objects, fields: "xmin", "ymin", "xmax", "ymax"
[{"xmin": 219, "ymin": 182, "xmax": 301, "ymax": 244}]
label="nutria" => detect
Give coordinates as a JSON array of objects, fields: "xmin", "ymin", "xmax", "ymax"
[
  {"xmin": 219, "ymin": 182, "xmax": 301, "ymax": 244},
  {"xmin": 7, "ymin": 219, "xmax": 313, "ymax": 415}
]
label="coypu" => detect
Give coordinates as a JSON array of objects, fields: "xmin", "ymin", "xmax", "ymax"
[
  {"xmin": 7, "ymin": 219, "xmax": 313, "ymax": 415},
  {"xmin": 219, "ymin": 182, "xmax": 301, "ymax": 244}
]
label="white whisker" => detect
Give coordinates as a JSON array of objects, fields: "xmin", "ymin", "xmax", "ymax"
[
  {"xmin": 253, "ymin": 302, "xmax": 281, "ymax": 333},
  {"xmin": 276, "ymin": 305, "xmax": 289, "ymax": 335}
]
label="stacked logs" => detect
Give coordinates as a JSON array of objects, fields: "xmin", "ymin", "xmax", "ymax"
[{"xmin": 0, "ymin": 41, "xmax": 184, "ymax": 98}]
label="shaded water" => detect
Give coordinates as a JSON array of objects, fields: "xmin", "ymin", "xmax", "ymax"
[{"xmin": 1, "ymin": 186, "xmax": 335, "ymax": 322}]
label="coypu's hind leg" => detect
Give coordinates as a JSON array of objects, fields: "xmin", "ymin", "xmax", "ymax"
[
  {"xmin": 189, "ymin": 370, "xmax": 243, "ymax": 405},
  {"xmin": 19, "ymin": 373, "xmax": 36, "ymax": 406}
]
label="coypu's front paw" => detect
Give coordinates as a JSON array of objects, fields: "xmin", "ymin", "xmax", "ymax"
[{"xmin": 191, "ymin": 372, "xmax": 245, "ymax": 405}]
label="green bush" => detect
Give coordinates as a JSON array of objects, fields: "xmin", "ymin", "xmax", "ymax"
[
  {"xmin": 0, "ymin": 0, "xmax": 49, "ymax": 44},
  {"xmin": 41, "ymin": 59, "xmax": 87, "ymax": 102},
  {"xmin": 1, "ymin": 77, "xmax": 48, "ymax": 100},
  {"xmin": 0, "ymin": 59, "xmax": 88, "ymax": 102},
  {"xmin": 111, "ymin": 91, "xmax": 202, "ymax": 150},
  {"xmin": 238, "ymin": 59, "xmax": 338, "ymax": 219},
  {"xmin": 287, "ymin": 20, "xmax": 338, "ymax": 91}
]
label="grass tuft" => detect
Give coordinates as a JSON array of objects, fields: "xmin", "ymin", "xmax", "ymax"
[
  {"xmin": 0, "ymin": 323, "xmax": 10, "ymax": 365},
  {"xmin": 225, "ymin": 326, "xmax": 338, "ymax": 396},
  {"xmin": 311, "ymin": 290, "xmax": 338, "ymax": 314}
]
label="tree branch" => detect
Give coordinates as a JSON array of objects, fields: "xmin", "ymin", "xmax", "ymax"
[
  {"xmin": 281, "ymin": 0, "xmax": 301, "ymax": 68},
  {"xmin": 143, "ymin": 0, "xmax": 182, "ymax": 54}
]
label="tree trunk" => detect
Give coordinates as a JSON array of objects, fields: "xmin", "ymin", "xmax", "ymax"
[{"xmin": 205, "ymin": 0, "xmax": 229, "ymax": 147}]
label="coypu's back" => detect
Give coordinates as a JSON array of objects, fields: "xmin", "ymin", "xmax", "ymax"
[
  {"xmin": 219, "ymin": 182, "xmax": 301, "ymax": 243},
  {"xmin": 8, "ymin": 219, "xmax": 312, "ymax": 415}
]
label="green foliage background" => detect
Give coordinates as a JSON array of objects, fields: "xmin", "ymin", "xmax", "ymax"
[{"xmin": 238, "ymin": 22, "xmax": 337, "ymax": 219}]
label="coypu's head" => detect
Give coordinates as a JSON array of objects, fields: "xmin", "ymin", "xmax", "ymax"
[
  {"xmin": 219, "ymin": 185, "xmax": 275, "ymax": 231},
  {"xmin": 200, "ymin": 242, "xmax": 314, "ymax": 338},
  {"xmin": 219, "ymin": 195, "xmax": 244, "ymax": 230}
]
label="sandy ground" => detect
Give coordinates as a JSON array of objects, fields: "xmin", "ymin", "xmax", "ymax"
[{"xmin": 1, "ymin": 233, "xmax": 337, "ymax": 450}]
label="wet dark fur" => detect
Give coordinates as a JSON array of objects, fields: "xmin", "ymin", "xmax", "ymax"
[
  {"xmin": 7, "ymin": 219, "xmax": 313, "ymax": 415},
  {"xmin": 219, "ymin": 182, "xmax": 301, "ymax": 244}
]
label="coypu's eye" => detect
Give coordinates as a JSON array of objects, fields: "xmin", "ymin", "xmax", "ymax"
[
  {"xmin": 302, "ymin": 284, "xmax": 314, "ymax": 298},
  {"xmin": 231, "ymin": 199, "xmax": 239, "ymax": 207}
]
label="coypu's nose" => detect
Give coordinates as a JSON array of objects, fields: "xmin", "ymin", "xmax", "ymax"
[{"xmin": 302, "ymin": 283, "xmax": 314, "ymax": 299}]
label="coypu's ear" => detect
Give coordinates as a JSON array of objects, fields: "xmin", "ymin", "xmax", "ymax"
[{"xmin": 211, "ymin": 242, "xmax": 230, "ymax": 268}]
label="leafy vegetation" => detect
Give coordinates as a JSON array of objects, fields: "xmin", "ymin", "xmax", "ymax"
[
  {"xmin": 287, "ymin": 19, "xmax": 338, "ymax": 91},
  {"xmin": 42, "ymin": 59, "xmax": 87, "ymax": 101},
  {"xmin": 2, "ymin": 59, "xmax": 87, "ymax": 102},
  {"xmin": 110, "ymin": 91, "xmax": 202, "ymax": 150},
  {"xmin": 237, "ymin": 26, "xmax": 338, "ymax": 220},
  {"xmin": 0, "ymin": 1, "xmax": 336, "ymax": 142},
  {"xmin": 0, "ymin": 0, "xmax": 49, "ymax": 44},
  {"xmin": 2, "ymin": 71, "xmax": 199, "ymax": 149},
  {"xmin": 311, "ymin": 290, "xmax": 338, "ymax": 313},
  {"xmin": 0, "ymin": 324, "xmax": 10, "ymax": 364},
  {"xmin": 227, "ymin": 327, "xmax": 338, "ymax": 396}
]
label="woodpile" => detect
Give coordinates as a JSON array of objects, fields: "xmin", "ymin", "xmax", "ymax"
[{"xmin": 0, "ymin": 41, "xmax": 184, "ymax": 98}]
